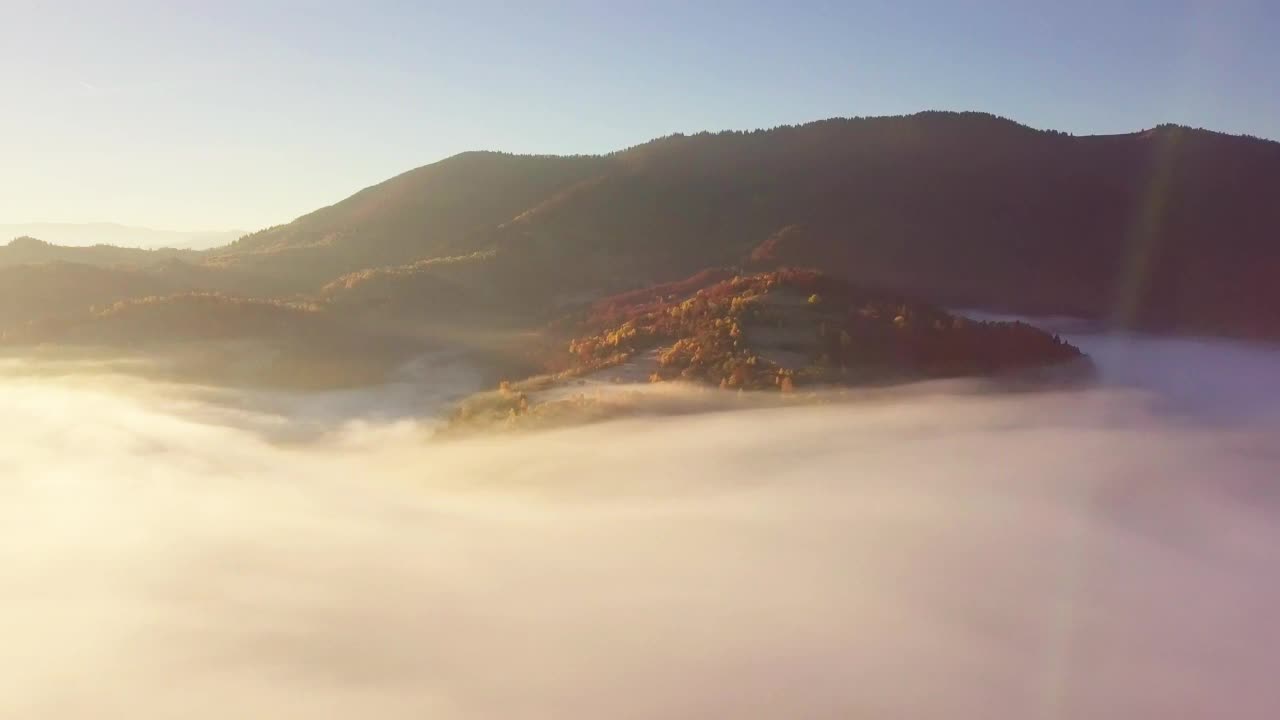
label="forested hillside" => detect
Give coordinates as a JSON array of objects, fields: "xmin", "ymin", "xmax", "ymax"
[{"xmin": 6, "ymin": 111, "xmax": 1279, "ymax": 364}]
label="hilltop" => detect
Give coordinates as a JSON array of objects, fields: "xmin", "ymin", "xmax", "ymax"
[{"xmin": 443, "ymin": 269, "xmax": 1086, "ymax": 434}]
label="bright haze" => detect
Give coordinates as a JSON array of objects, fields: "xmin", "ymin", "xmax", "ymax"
[
  {"xmin": 0, "ymin": 223, "xmax": 243, "ymax": 250},
  {"xmin": 2, "ymin": 1, "xmax": 1279, "ymax": 232},
  {"xmin": 3, "ymin": 1, "xmax": 1280, "ymax": 718},
  {"xmin": 3, "ymin": 334, "xmax": 1280, "ymax": 718}
]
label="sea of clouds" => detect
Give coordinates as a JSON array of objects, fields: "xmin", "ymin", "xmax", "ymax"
[{"xmin": 1, "ymin": 331, "xmax": 1278, "ymax": 719}]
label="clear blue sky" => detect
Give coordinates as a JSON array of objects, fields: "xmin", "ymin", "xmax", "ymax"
[{"xmin": 3, "ymin": 0, "xmax": 1277, "ymax": 231}]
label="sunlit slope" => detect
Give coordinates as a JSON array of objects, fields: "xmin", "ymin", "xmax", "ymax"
[{"xmin": 205, "ymin": 151, "xmax": 610, "ymax": 289}]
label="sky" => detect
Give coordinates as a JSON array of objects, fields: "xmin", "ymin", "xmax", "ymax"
[{"xmin": 3, "ymin": 0, "xmax": 1278, "ymax": 232}]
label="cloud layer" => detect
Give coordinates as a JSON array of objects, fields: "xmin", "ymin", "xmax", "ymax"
[{"xmin": 2, "ymin": 335, "xmax": 1278, "ymax": 719}]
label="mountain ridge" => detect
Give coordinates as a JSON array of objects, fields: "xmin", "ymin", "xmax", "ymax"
[{"xmin": 3, "ymin": 110, "xmax": 1277, "ymax": 383}]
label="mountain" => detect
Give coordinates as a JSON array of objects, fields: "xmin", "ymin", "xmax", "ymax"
[
  {"xmin": 202, "ymin": 111, "xmax": 1280, "ymax": 340},
  {"xmin": 0, "ymin": 223, "xmax": 243, "ymax": 250},
  {"xmin": 480, "ymin": 113, "xmax": 1280, "ymax": 338},
  {"xmin": 3, "ymin": 111, "xmax": 1278, "ymax": 389}
]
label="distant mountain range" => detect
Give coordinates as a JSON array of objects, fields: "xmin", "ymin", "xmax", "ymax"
[
  {"xmin": 0, "ymin": 235, "xmax": 199, "ymax": 267},
  {"xmin": 3, "ymin": 111, "xmax": 1278, "ymax": 386},
  {"xmin": 0, "ymin": 223, "xmax": 244, "ymax": 250}
]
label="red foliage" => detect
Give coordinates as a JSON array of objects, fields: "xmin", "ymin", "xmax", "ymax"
[
  {"xmin": 584, "ymin": 267, "xmax": 736, "ymax": 329},
  {"xmin": 554, "ymin": 269, "xmax": 1084, "ymax": 391}
]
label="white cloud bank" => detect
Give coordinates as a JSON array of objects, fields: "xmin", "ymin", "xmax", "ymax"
[{"xmin": 1, "ymin": 334, "xmax": 1278, "ymax": 719}]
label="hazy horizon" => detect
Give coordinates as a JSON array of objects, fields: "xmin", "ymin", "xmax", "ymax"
[{"xmin": 0, "ymin": 222, "xmax": 245, "ymax": 250}]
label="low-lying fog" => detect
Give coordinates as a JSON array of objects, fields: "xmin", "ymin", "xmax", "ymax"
[{"xmin": 2, "ymin": 330, "xmax": 1278, "ymax": 719}]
